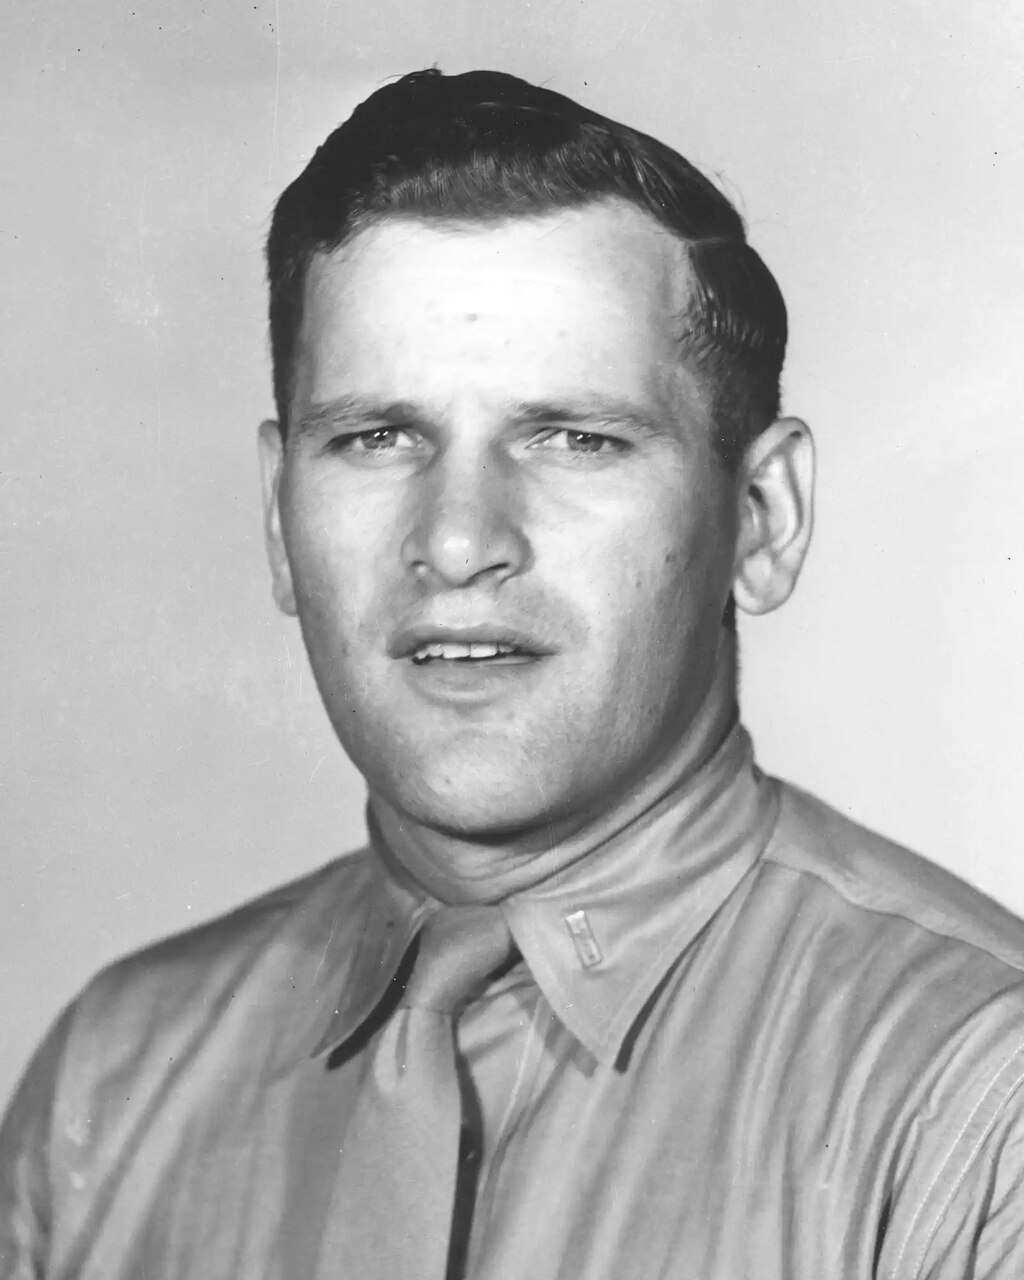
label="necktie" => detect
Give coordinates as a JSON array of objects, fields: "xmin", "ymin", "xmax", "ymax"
[{"xmin": 315, "ymin": 904, "xmax": 514, "ymax": 1280}]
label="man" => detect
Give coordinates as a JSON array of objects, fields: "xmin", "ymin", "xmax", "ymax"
[{"xmin": 2, "ymin": 67, "xmax": 1023, "ymax": 1279}]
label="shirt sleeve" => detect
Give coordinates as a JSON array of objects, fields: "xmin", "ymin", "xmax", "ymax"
[
  {"xmin": 910, "ymin": 1078, "xmax": 1024, "ymax": 1280},
  {"xmin": 0, "ymin": 1009, "xmax": 75, "ymax": 1280}
]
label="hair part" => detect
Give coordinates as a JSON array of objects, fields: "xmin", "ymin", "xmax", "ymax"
[{"xmin": 266, "ymin": 68, "xmax": 787, "ymax": 473}]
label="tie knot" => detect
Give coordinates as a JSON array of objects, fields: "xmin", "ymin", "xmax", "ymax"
[{"xmin": 403, "ymin": 905, "xmax": 514, "ymax": 1015}]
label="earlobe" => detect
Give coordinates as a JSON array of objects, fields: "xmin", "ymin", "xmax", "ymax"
[
  {"xmin": 257, "ymin": 419, "xmax": 297, "ymax": 617},
  {"xmin": 732, "ymin": 418, "xmax": 815, "ymax": 617}
]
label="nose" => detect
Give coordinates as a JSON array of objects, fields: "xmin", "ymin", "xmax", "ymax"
[{"xmin": 400, "ymin": 450, "xmax": 530, "ymax": 589}]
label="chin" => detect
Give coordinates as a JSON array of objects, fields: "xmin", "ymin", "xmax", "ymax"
[{"xmin": 384, "ymin": 757, "xmax": 572, "ymax": 843}]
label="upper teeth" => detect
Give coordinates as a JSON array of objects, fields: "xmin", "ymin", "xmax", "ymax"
[{"xmin": 412, "ymin": 641, "xmax": 519, "ymax": 662}]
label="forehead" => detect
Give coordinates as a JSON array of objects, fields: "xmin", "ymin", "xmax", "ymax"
[{"xmin": 295, "ymin": 202, "xmax": 706, "ymax": 416}]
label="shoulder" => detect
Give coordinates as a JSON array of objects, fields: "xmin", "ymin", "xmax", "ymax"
[
  {"xmin": 761, "ymin": 780, "xmax": 1024, "ymax": 976},
  {"xmin": 743, "ymin": 779, "xmax": 1024, "ymax": 1134},
  {"xmin": 746, "ymin": 783, "xmax": 1024, "ymax": 1271},
  {"xmin": 79, "ymin": 846, "xmax": 377, "ymax": 1021},
  {"xmin": 7, "ymin": 847, "xmax": 377, "ymax": 1185},
  {"xmin": 40, "ymin": 845, "xmax": 380, "ymax": 1126},
  {"xmin": 0, "ymin": 850, "xmax": 379, "ymax": 1269},
  {"xmin": 72, "ymin": 846, "xmax": 381, "ymax": 1056}
]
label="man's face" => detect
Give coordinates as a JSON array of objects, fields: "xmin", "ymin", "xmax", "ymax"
[{"xmin": 264, "ymin": 201, "xmax": 742, "ymax": 840}]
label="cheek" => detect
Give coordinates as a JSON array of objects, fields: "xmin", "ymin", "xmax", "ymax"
[
  {"xmin": 280, "ymin": 522, "xmax": 364, "ymax": 663},
  {"xmin": 607, "ymin": 514, "xmax": 729, "ymax": 649},
  {"xmin": 281, "ymin": 475, "xmax": 384, "ymax": 606}
]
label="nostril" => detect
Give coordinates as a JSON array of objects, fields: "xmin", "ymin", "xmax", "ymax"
[{"xmin": 399, "ymin": 466, "xmax": 530, "ymax": 587}]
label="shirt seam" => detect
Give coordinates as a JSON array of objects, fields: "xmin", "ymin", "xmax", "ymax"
[
  {"xmin": 764, "ymin": 845, "xmax": 1024, "ymax": 978},
  {"xmin": 889, "ymin": 1030, "xmax": 1024, "ymax": 1280}
]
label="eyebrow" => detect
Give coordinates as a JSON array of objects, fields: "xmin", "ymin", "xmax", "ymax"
[
  {"xmin": 510, "ymin": 397, "xmax": 664, "ymax": 435},
  {"xmin": 293, "ymin": 395, "xmax": 428, "ymax": 437},
  {"xmin": 293, "ymin": 393, "xmax": 666, "ymax": 438}
]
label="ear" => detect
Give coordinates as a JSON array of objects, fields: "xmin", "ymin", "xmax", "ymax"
[
  {"xmin": 257, "ymin": 419, "xmax": 297, "ymax": 617},
  {"xmin": 732, "ymin": 418, "xmax": 815, "ymax": 617}
]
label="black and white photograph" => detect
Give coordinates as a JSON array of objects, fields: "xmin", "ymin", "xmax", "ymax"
[{"xmin": 1, "ymin": 2, "xmax": 1022, "ymax": 1275}]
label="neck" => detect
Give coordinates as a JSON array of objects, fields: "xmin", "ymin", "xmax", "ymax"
[{"xmin": 369, "ymin": 632, "xmax": 741, "ymax": 905}]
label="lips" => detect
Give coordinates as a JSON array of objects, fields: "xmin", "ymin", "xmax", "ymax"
[
  {"xmin": 411, "ymin": 640, "xmax": 524, "ymax": 665},
  {"xmin": 389, "ymin": 622, "xmax": 552, "ymax": 662}
]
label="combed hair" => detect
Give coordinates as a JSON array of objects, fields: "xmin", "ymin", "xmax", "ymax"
[{"xmin": 266, "ymin": 68, "xmax": 787, "ymax": 470}]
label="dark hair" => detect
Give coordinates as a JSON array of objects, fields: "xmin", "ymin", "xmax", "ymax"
[{"xmin": 266, "ymin": 68, "xmax": 787, "ymax": 470}]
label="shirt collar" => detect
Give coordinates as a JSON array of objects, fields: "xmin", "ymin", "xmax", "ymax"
[
  {"xmin": 301, "ymin": 854, "xmax": 428, "ymax": 1065},
  {"xmin": 502, "ymin": 725, "xmax": 778, "ymax": 1062},
  {"xmin": 306, "ymin": 721, "xmax": 778, "ymax": 1068}
]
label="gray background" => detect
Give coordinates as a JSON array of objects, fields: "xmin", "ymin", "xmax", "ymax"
[{"xmin": 1, "ymin": 0, "xmax": 1022, "ymax": 1105}]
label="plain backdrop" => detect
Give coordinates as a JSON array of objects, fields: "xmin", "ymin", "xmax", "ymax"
[{"xmin": 1, "ymin": 0, "xmax": 1022, "ymax": 1106}]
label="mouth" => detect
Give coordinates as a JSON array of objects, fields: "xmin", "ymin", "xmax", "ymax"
[
  {"xmin": 391, "ymin": 622, "xmax": 551, "ymax": 664},
  {"xmin": 392, "ymin": 626, "xmax": 551, "ymax": 702},
  {"xmin": 410, "ymin": 640, "xmax": 534, "ymax": 666}
]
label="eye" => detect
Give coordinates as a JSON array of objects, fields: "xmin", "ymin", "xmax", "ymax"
[
  {"xmin": 531, "ymin": 428, "xmax": 628, "ymax": 456},
  {"xmin": 325, "ymin": 427, "xmax": 417, "ymax": 456}
]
